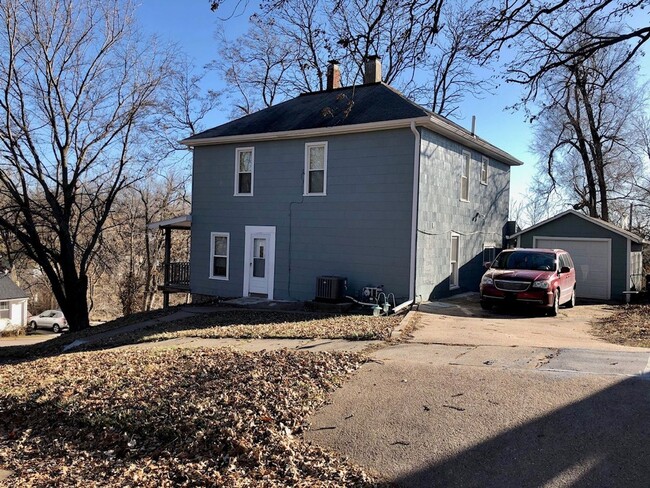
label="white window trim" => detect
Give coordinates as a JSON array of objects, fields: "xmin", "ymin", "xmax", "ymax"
[
  {"xmin": 483, "ymin": 242, "xmax": 497, "ymax": 265},
  {"xmin": 450, "ymin": 233, "xmax": 460, "ymax": 290},
  {"xmin": 209, "ymin": 232, "xmax": 230, "ymax": 280},
  {"xmin": 234, "ymin": 147, "xmax": 254, "ymax": 196},
  {"xmin": 460, "ymin": 150, "xmax": 471, "ymax": 202},
  {"xmin": 304, "ymin": 141, "xmax": 328, "ymax": 196},
  {"xmin": 0, "ymin": 301, "xmax": 8, "ymax": 311},
  {"xmin": 480, "ymin": 156, "xmax": 489, "ymax": 186}
]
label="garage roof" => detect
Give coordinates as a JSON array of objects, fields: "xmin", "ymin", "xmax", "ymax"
[
  {"xmin": 0, "ymin": 274, "xmax": 28, "ymax": 300},
  {"xmin": 509, "ymin": 210, "xmax": 647, "ymax": 244}
]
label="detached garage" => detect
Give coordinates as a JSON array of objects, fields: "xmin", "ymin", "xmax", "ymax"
[{"xmin": 510, "ymin": 210, "xmax": 646, "ymax": 301}]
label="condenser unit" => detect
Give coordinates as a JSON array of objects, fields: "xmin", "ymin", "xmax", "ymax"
[{"xmin": 315, "ymin": 276, "xmax": 347, "ymax": 302}]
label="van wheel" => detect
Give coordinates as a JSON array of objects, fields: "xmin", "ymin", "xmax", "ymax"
[
  {"xmin": 566, "ymin": 288, "xmax": 576, "ymax": 308},
  {"xmin": 30, "ymin": 321, "xmax": 38, "ymax": 331},
  {"xmin": 549, "ymin": 290, "xmax": 559, "ymax": 317}
]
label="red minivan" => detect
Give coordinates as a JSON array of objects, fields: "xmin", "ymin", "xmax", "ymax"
[{"xmin": 480, "ymin": 248, "xmax": 577, "ymax": 316}]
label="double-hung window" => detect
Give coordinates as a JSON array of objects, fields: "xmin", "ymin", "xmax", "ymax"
[
  {"xmin": 480, "ymin": 156, "xmax": 489, "ymax": 185},
  {"xmin": 235, "ymin": 147, "xmax": 254, "ymax": 196},
  {"xmin": 460, "ymin": 151, "xmax": 471, "ymax": 201},
  {"xmin": 0, "ymin": 301, "xmax": 7, "ymax": 311},
  {"xmin": 304, "ymin": 142, "xmax": 327, "ymax": 195},
  {"xmin": 210, "ymin": 232, "xmax": 229, "ymax": 280},
  {"xmin": 450, "ymin": 234, "xmax": 460, "ymax": 289}
]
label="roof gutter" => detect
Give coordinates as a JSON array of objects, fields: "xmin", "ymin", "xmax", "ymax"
[
  {"xmin": 183, "ymin": 115, "xmax": 524, "ymax": 167},
  {"xmin": 180, "ymin": 117, "xmax": 431, "ymax": 147}
]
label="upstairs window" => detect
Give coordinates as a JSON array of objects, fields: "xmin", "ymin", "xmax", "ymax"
[
  {"xmin": 460, "ymin": 151, "xmax": 471, "ymax": 201},
  {"xmin": 480, "ymin": 156, "xmax": 489, "ymax": 185},
  {"xmin": 235, "ymin": 147, "xmax": 254, "ymax": 196},
  {"xmin": 210, "ymin": 232, "xmax": 229, "ymax": 280},
  {"xmin": 304, "ymin": 142, "xmax": 327, "ymax": 195}
]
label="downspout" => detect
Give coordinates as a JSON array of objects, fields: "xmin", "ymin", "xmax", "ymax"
[
  {"xmin": 626, "ymin": 238, "xmax": 631, "ymax": 291},
  {"xmin": 409, "ymin": 121, "xmax": 421, "ymax": 302}
]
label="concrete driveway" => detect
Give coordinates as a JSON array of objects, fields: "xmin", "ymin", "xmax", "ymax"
[
  {"xmin": 410, "ymin": 292, "xmax": 644, "ymax": 351},
  {"xmin": 306, "ymin": 294, "xmax": 650, "ymax": 487}
]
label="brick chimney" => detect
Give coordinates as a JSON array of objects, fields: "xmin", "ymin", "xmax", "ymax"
[
  {"xmin": 363, "ymin": 55, "xmax": 381, "ymax": 84},
  {"xmin": 326, "ymin": 60, "xmax": 341, "ymax": 90}
]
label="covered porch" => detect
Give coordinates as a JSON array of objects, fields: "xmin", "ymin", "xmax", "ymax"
[{"xmin": 148, "ymin": 215, "xmax": 191, "ymax": 308}]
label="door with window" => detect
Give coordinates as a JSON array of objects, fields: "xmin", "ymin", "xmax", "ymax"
[{"xmin": 244, "ymin": 226, "xmax": 276, "ymax": 299}]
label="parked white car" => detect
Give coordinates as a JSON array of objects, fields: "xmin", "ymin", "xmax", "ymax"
[{"xmin": 29, "ymin": 310, "xmax": 68, "ymax": 333}]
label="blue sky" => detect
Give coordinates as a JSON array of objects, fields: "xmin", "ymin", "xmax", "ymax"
[{"xmin": 135, "ymin": 1, "xmax": 649, "ymax": 204}]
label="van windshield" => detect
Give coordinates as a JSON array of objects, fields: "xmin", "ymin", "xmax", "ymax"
[{"xmin": 492, "ymin": 251, "xmax": 556, "ymax": 271}]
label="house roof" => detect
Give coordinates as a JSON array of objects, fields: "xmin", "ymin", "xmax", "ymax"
[
  {"xmin": 0, "ymin": 274, "xmax": 28, "ymax": 300},
  {"xmin": 182, "ymin": 83, "xmax": 524, "ymax": 167},
  {"xmin": 510, "ymin": 209, "xmax": 647, "ymax": 244}
]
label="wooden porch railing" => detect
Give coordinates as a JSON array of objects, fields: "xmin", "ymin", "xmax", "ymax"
[{"xmin": 165, "ymin": 261, "xmax": 190, "ymax": 287}]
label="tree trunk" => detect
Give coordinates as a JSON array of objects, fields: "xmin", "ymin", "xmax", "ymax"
[{"xmin": 57, "ymin": 269, "xmax": 91, "ymax": 332}]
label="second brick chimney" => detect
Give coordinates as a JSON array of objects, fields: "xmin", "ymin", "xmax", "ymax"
[
  {"xmin": 363, "ymin": 55, "xmax": 382, "ymax": 84},
  {"xmin": 327, "ymin": 60, "xmax": 341, "ymax": 90}
]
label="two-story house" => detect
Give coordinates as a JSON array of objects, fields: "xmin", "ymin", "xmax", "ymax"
[{"xmin": 168, "ymin": 58, "xmax": 522, "ymax": 307}]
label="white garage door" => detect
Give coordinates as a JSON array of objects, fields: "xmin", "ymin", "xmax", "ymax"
[{"xmin": 533, "ymin": 237, "xmax": 611, "ymax": 300}]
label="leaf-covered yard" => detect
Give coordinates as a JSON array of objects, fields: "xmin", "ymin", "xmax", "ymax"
[
  {"xmin": 0, "ymin": 348, "xmax": 376, "ymax": 487},
  {"xmin": 80, "ymin": 311, "xmax": 402, "ymax": 352},
  {"xmin": 592, "ymin": 304, "xmax": 650, "ymax": 347}
]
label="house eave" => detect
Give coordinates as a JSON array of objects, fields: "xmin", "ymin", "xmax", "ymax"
[
  {"xmin": 421, "ymin": 117, "xmax": 524, "ymax": 167},
  {"xmin": 181, "ymin": 115, "xmax": 524, "ymax": 167}
]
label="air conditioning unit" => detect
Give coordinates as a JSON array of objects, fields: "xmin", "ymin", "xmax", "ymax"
[{"xmin": 315, "ymin": 276, "xmax": 347, "ymax": 302}]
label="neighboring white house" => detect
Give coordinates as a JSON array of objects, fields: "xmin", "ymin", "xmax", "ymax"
[{"xmin": 0, "ymin": 274, "xmax": 29, "ymax": 328}]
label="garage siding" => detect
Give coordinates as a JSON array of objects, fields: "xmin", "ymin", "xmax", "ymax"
[{"xmin": 518, "ymin": 213, "xmax": 628, "ymax": 300}]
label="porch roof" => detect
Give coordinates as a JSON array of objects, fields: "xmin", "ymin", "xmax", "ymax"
[{"xmin": 147, "ymin": 214, "xmax": 191, "ymax": 230}]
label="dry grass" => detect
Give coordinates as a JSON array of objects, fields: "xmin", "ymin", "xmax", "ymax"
[{"xmin": 592, "ymin": 304, "xmax": 650, "ymax": 347}]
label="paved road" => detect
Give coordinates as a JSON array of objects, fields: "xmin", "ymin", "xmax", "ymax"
[{"xmin": 306, "ymin": 297, "xmax": 650, "ymax": 487}]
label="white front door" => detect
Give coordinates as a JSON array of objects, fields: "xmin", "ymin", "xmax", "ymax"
[{"xmin": 243, "ymin": 226, "xmax": 276, "ymax": 299}]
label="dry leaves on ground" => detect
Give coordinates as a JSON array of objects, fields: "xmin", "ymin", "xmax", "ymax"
[
  {"xmin": 82, "ymin": 311, "xmax": 402, "ymax": 351},
  {"xmin": 592, "ymin": 304, "xmax": 650, "ymax": 347},
  {"xmin": 0, "ymin": 348, "xmax": 376, "ymax": 487}
]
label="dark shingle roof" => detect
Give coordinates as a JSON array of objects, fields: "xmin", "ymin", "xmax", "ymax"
[
  {"xmin": 510, "ymin": 209, "xmax": 647, "ymax": 244},
  {"xmin": 186, "ymin": 83, "xmax": 430, "ymax": 141},
  {"xmin": 184, "ymin": 82, "xmax": 524, "ymax": 166},
  {"xmin": 0, "ymin": 274, "xmax": 28, "ymax": 300}
]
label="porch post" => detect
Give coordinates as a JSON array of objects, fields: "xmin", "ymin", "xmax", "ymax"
[{"xmin": 163, "ymin": 227, "xmax": 171, "ymax": 309}]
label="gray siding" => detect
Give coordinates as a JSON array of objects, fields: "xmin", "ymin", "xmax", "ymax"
[
  {"xmin": 190, "ymin": 128, "xmax": 415, "ymax": 301},
  {"xmin": 415, "ymin": 128, "xmax": 510, "ymax": 300},
  {"xmin": 517, "ymin": 213, "xmax": 629, "ymax": 299}
]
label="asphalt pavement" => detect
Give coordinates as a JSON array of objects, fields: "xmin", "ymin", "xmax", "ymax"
[{"xmin": 305, "ymin": 295, "xmax": 650, "ymax": 487}]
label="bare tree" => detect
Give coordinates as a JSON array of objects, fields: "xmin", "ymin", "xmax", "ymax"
[
  {"xmin": 209, "ymin": 0, "xmax": 502, "ymax": 120},
  {"xmin": 212, "ymin": 16, "xmax": 294, "ymax": 116},
  {"xmin": 0, "ymin": 0, "xmax": 173, "ymax": 331},
  {"xmin": 530, "ymin": 36, "xmax": 647, "ymax": 222},
  {"xmin": 403, "ymin": 2, "xmax": 494, "ymax": 118},
  {"xmin": 330, "ymin": 0, "xmax": 444, "ymax": 86},
  {"xmin": 472, "ymin": 0, "xmax": 650, "ymax": 100}
]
